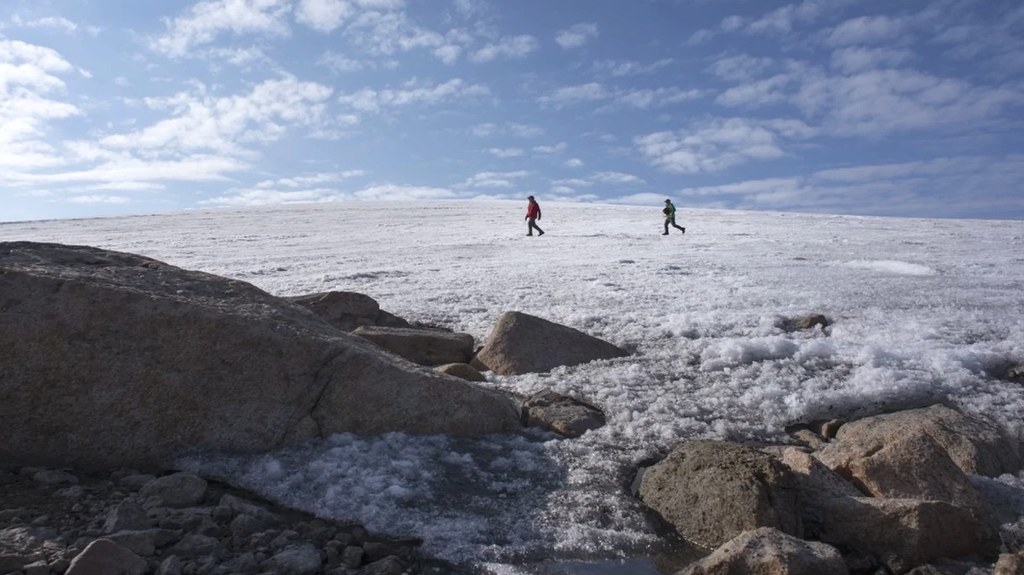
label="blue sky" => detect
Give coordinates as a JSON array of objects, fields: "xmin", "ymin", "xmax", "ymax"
[{"xmin": 2, "ymin": 0, "xmax": 1023, "ymax": 222}]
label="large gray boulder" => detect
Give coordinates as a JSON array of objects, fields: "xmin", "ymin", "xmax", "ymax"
[
  {"xmin": 0, "ymin": 242, "xmax": 521, "ymax": 470},
  {"xmin": 475, "ymin": 311, "xmax": 628, "ymax": 375},
  {"xmin": 351, "ymin": 326, "xmax": 474, "ymax": 366},
  {"xmin": 638, "ymin": 440, "xmax": 802, "ymax": 548},
  {"xmin": 815, "ymin": 404, "xmax": 1020, "ymax": 478},
  {"xmin": 286, "ymin": 291, "xmax": 410, "ymax": 332},
  {"xmin": 678, "ymin": 527, "xmax": 848, "ymax": 575}
]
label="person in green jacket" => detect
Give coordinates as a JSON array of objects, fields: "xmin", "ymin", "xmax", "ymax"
[{"xmin": 662, "ymin": 199, "xmax": 686, "ymax": 235}]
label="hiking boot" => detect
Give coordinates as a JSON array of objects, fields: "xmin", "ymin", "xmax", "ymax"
[
  {"xmin": 538, "ymin": 231, "xmax": 544, "ymax": 236},
  {"xmin": 662, "ymin": 232, "xmax": 669, "ymax": 235},
  {"xmin": 681, "ymin": 228, "xmax": 686, "ymax": 234}
]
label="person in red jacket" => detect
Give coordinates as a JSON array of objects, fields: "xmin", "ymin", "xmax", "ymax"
[{"xmin": 525, "ymin": 195, "xmax": 544, "ymax": 236}]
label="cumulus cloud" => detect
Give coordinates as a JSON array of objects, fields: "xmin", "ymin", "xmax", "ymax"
[
  {"xmin": 295, "ymin": 0, "xmax": 355, "ymax": 32},
  {"xmin": 469, "ymin": 122, "xmax": 543, "ymax": 138},
  {"xmin": 826, "ymin": 15, "xmax": 906, "ymax": 47},
  {"xmin": 830, "ymin": 46, "xmax": 914, "ymax": 73},
  {"xmin": 592, "ymin": 58, "xmax": 673, "ymax": 77},
  {"xmin": 635, "ymin": 117, "xmax": 813, "ymax": 174},
  {"xmin": 457, "ymin": 170, "xmax": 530, "ymax": 189},
  {"xmin": 0, "ymin": 40, "xmax": 81, "ymax": 170},
  {"xmin": 100, "ymin": 77, "xmax": 333, "ymax": 155},
  {"xmin": 555, "ymin": 23, "xmax": 598, "ymax": 49},
  {"xmin": 151, "ymin": 0, "xmax": 292, "ymax": 57},
  {"xmin": 469, "ymin": 35, "xmax": 538, "ymax": 62},
  {"xmin": 338, "ymin": 78, "xmax": 489, "ymax": 113},
  {"xmin": 592, "ymin": 171, "xmax": 644, "ymax": 185},
  {"xmin": 486, "ymin": 147, "xmax": 523, "ymax": 158}
]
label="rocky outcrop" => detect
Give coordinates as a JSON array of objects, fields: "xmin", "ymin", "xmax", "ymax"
[
  {"xmin": 351, "ymin": 326, "xmax": 475, "ymax": 366},
  {"xmin": 814, "ymin": 404, "xmax": 1021, "ymax": 477},
  {"xmin": 286, "ymin": 291, "xmax": 410, "ymax": 332},
  {"xmin": 677, "ymin": 527, "xmax": 848, "ymax": 575},
  {"xmin": 815, "ymin": 496, "xmax": 999, "ymax": 573},
  {"xmin": 475, "ymin": 311, "xmax": 628, "ymax": 375},
  {"xmin": 637, "ymin": 440, "xmax": 802, "ymax": 548},
  {"xmin": 0, "ymin": 466, "xmax": 433, "ymax": 575},
  {"xmin": 521, "ymin": 391, "xmax": 606, "ymax": 438},
  {"xmin": 0, "ymin": 242, "xmax": 521, "ymax": 471}
]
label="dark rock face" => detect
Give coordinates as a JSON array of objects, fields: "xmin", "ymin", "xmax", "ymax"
[
  {"xmin": 351, "ymin": 326, "xmax": 475, "ymax": 366},
  {"xmin": 0, "ymin": 242, "xmax": 521, "ymax": 471},
  {"xmin": 638, "ymin": 440, "xmax": 802, "ymax": 549},
  {"xmin": 286, "ymin": 291, "xmax": 411, "ymax": 332},
  {"xmin": 475, "ymin": 311, "xmax": 628, "ymax": 375}
]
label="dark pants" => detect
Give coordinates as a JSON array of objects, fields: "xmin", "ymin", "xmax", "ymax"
[
  {"xmin": 664, "ymin": 216, "xmax": 685, "ymax": 234},
  {"xmin": 527, "ymin": 218, "xmax": 544, "ymax": 235}
]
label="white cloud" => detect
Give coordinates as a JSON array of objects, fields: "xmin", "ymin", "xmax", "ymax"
[
  {"xmin": 565, "ymin": 158, "xmax": 584, "ymax": 168},
  {"xmin": 745, "ymin": 0, "xmax": 836, "ymax": 36},
  {"xmin": 353, "ymin": 183, "xmax": 456, "ymax": 200},
  {"xmin": 794, "ymin": 69, "xmax": 1024, "ymax": 136},
  {"xmin": 538, "ymin": 82, "xmax": 609, "ymax": 107},
  {"xmin": 556, "ymin": 23, "xmax": 598, "ymax": 49},
  {"xmin": 532, "ymin": 142, "xmax": 566, "ymax": 154},
  {"xmin": 617, "ymin": 87, "xmax": 702, "ymax": 109},
  {"xmin": 317, "ymin": 50, "xmax": 364, "ymax": 73},
  {"xmin": 635, "ymin": 117, "xmax": 808, "ymax": 174},
  {"xmin": 11, "ymin": 15, "xmax": 80, "ymax": 34},
  {"xmin": 295, "ymin": 0, "xmax": 355, "ymax": 32},
  {"xmin": 338, "ymin": 78, "xmax": 489, "ymax": 113},
  {"xmin": 592, "ymin": 171, "xmax": 644, "ymax": 185},
  {"xmin": 708, "ymin": 54, "xmax": 774, "ymax": 82},
  {"xmin": 826, "ymin": 15, "xmax": 905, "ymax": 47},
  {"xmin": 101, "ymin": 77, "xmax": 333, "ymax": 155},
  {"xmin": 487, "ymin": 147, "xmax": 523, "ymax": 158},
  {"xmin": 715, "ymin": 74, "xmax": 794, "ymax": 108},
  {"xmin": 830, "ymin": 46, "xmax": 913, "ymax": 73},
  {"xmin": 256, "ymin": 171, "xmax": 366, "ymax": 188},
  {"xmin": 346, "ymin": 10, "xmax": 445, "ymax": 56},
  {"xmin": 470, "ymin": 35, "xmax": 538, "ymax": 63},
  {"xmin": 458, "ymin": 170, "xmax": 530, "ymax": 189},
  {"xmin": 68, "ymin": 194, "xmax": 131, "ymax": 204},
  {"xmin": 592, "ymin": 58, "xmax": 673, "ymax": 77},
  {"xmin": 434, "ymin": 45, "xmax": 462, "ymax": 65},
  {"xmin": 204, "ymin": 187, "xmax": 344, "ymax": 206},
  {"xmin": 151, "ymin": 0, "xmax": 292, "ymax": 57},
  {"xmin": 0, "ymin": 40, "xmax": 80, "ymax": 170},
  {"xmin": 470, "ymin": 122, "xmax": 543, "ymax": 138}
]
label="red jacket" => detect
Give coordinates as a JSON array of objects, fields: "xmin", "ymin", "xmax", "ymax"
[{"xmin": 526, "ymin": 201, "xmax": 541, "ymax": 219}]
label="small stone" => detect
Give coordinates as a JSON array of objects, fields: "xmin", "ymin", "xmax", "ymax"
[
  {"xmin": 23, "ymin": 559, "xmax": 49, "ymax": 575},
  {"xmin": 65, "ymin": 539, "xmax": 147, "ymax": 575},
  {"xmin": 104, "ymin": 500, "xmax": 150, "ymax": 533}
]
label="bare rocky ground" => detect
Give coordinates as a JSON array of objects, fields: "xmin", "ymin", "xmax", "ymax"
[{"xmin": 0, "ymin": 466, "xmax": 465, "ymax": 575}]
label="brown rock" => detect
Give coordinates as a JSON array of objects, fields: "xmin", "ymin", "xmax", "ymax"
[
  {"xmin": 638, "ymin": 440, "xmax": 802, "ymax": 548},
  {"xmin": 815, "ymin": 404, "xmax": 1020, "ymax": 477},
  {"xmin": 476, "ymin": 311, "xmax": 628, "ymax": 375},
  {"xmin": 521, "ymin": 391, "xmax": 605, "ymax": 438},
  {"xmin": 995, "ymin": 552, "xmax": 1024, "ymax": 575},
  {"xmin": 677, "ymin": 527, "xmax": 848, "ymax": 575}
]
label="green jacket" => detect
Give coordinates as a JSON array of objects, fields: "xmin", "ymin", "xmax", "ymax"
[{"xmin": 664, "ymin": 202, "xmax": 676, "ymax": 217}]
